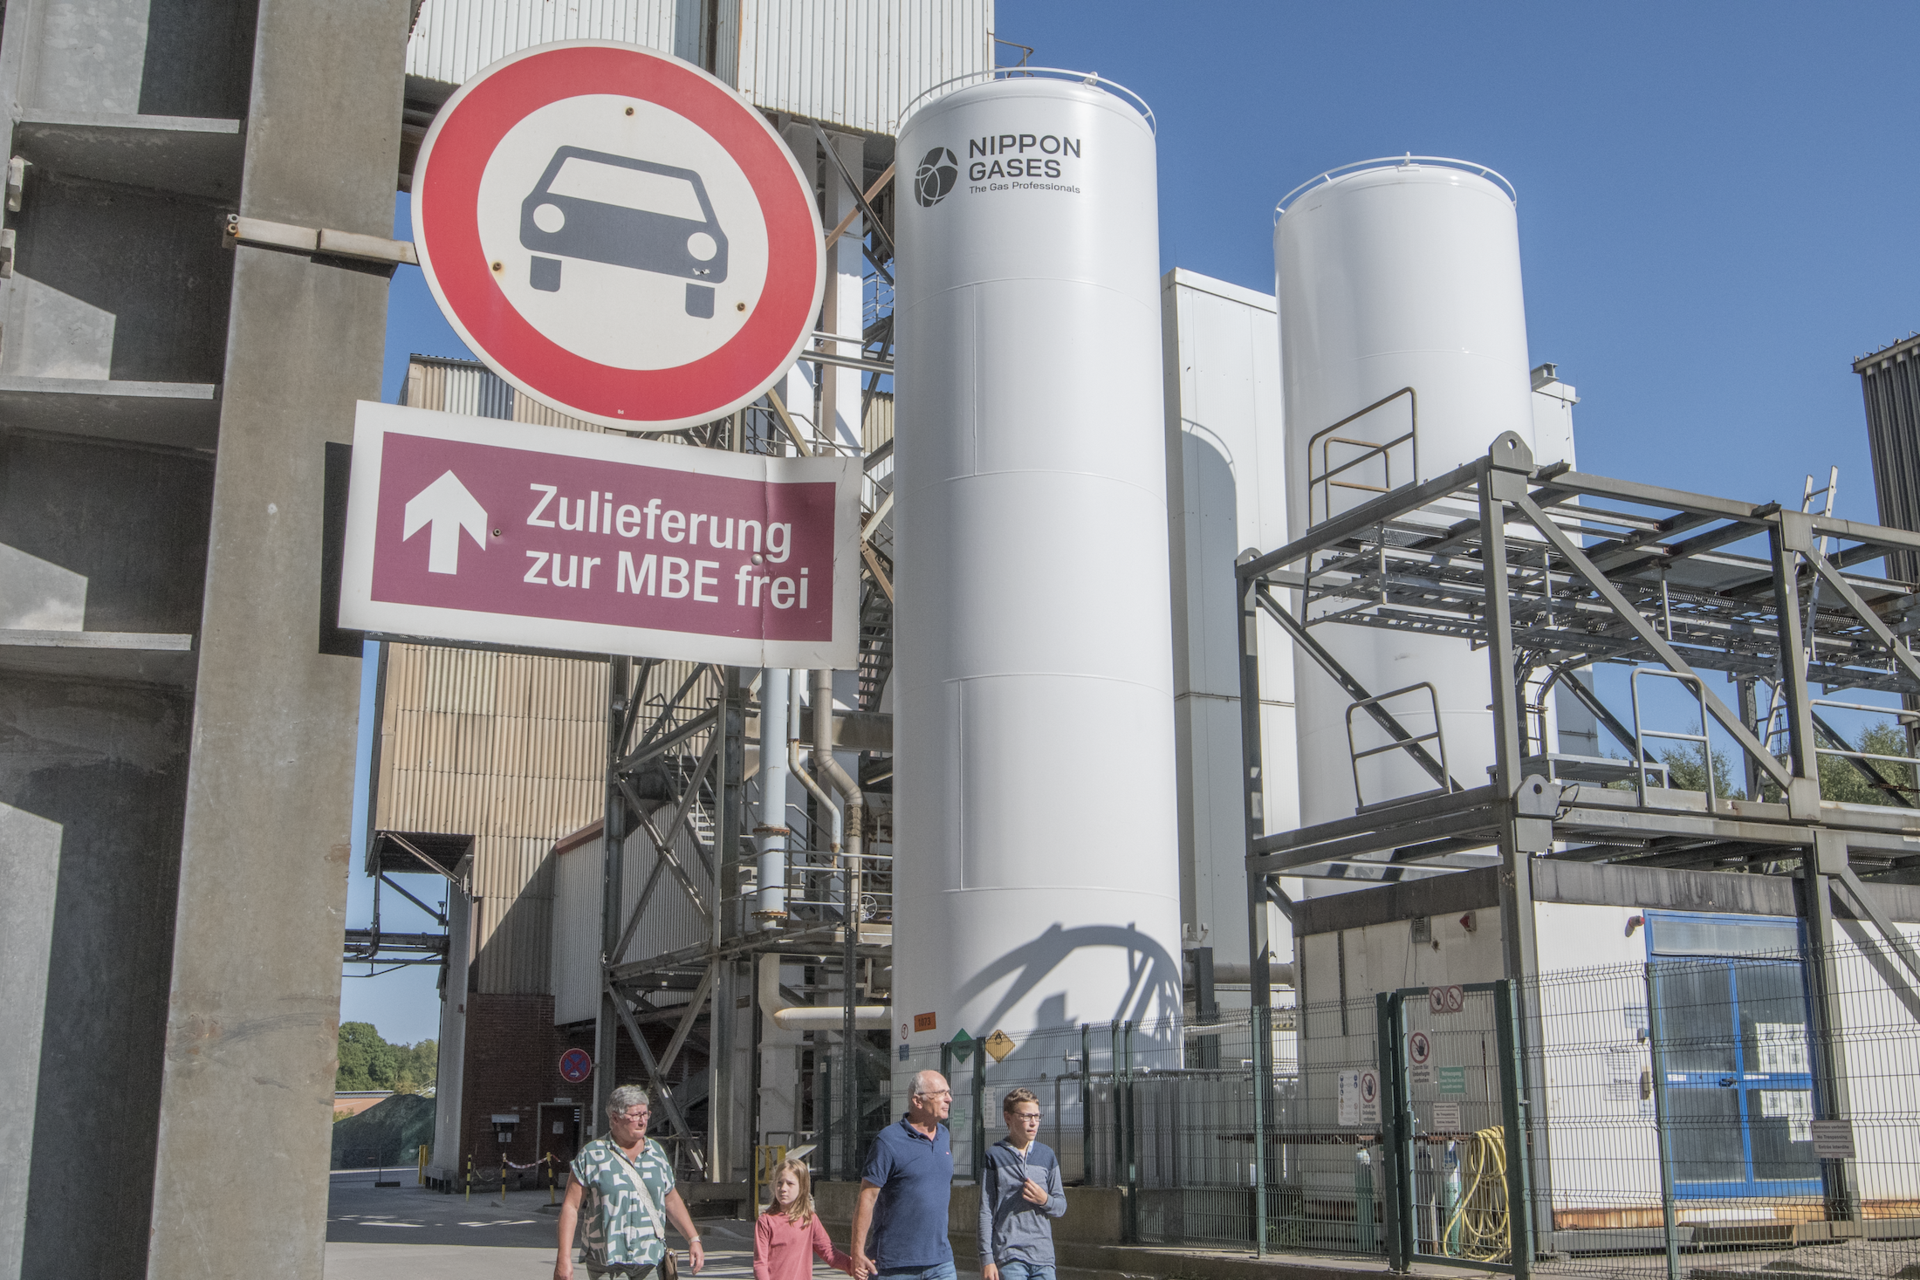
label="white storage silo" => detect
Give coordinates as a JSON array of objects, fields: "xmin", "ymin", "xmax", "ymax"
[
  {"xmin": 1275, "ymin": 158, "xmax": 1536, "ymax": 839},
  {"xmin": 892, "ymin": 73, "xmax": 1185, "ymax": 1071}
]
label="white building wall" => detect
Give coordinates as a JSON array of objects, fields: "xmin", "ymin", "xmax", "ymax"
[{"xmin": 1162, "ymin": 268, "xmax": 1299, "ymax": 980}]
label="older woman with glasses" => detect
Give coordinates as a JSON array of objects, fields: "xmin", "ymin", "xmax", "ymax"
[{"xmin": 556, "ymin": 1085, "xmax": 705, "ymax": 1279}]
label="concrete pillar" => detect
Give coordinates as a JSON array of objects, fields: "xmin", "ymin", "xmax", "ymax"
[{"xmin": 144, "ymin": 1, "xmax": 410, "ymax": 1275}]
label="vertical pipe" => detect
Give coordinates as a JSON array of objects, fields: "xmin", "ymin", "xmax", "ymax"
[
  {"xmin": 813, "ymin": 669, "xmax": 863, "ymax": 1179},
  {"xmin": 713, "ymin": 667, "xmax": 747, "ymax": 1182},
  {"xmin": 1644, "ymin": 964, "xmax": 1680, "ymax": 1280},
  {"xmin": 755, "ymin": 669, "xmax": 790, "ymax": 927}
]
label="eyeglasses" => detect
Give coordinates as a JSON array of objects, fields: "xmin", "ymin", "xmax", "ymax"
[
  {"xmin": 613, "ymin": 1107, "xmax": 650, "ymax": 1120},
  {"xmin": 1010, "ymin": 1111, "xmax": 1042, "ymax": 1122}
]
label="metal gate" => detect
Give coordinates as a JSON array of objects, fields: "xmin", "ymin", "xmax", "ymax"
[{"xmin": 1379, "ymin": 981, "xmax": 1534, "ymax": 1276}]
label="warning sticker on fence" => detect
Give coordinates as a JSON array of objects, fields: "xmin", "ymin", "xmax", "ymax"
[
  {"xmin": 1408, "ymin": 1030, "xmax": 1434, "ymax": 1085},
  {"xmin": 1809, "ymin": 1119, "xmax": 1855, "ymax": 1159},
  {"xmin": 1432, "ymin": 1101, "xmax": 1462, "ymax": 1132},
  {"xmin": 1339, "ymin": 1069, "xmax": 1381, "ymax": 1126},
  {"xmin": 1438, "ymin": 1066, "xmax": 1467, "ymax": 1095}
]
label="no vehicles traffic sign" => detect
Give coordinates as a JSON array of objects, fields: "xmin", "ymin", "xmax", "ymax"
[{"xmin": 412, "ymin": 41, "xmax": 825, "ymax": 431}]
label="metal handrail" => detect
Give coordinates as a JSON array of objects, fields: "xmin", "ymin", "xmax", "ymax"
[
  {"xmin": 1276, "ymin": 155, "xmax": 1516, "ymax": 220},
  {"xmin": 1630, "ymin": 669, "xmax": 1715, "ymax": 808},
  {"xmin": 898, "ymin": 67, "xmax": 1155, "ymax": 133},
  {"xmin": 1345, "ymin": 682, "xmax": 1450, "ymax": 810},
  {"xmin": 1306, "ymin": 387, "xmax": 1418, "ymax": 528}
]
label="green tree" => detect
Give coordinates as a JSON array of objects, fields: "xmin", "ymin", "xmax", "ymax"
[
  {"xmin": 335, "ymin": 1023, "xmax": 438, "ymax": 1093},
  {"xmin": 336, "ymin": 1022, "xmax": 384, "ymax": 1091},
  {"xmin": 1658, "ymin": 744, "xmax": 1738, "ymax": 797},
  {"xmin": 1818, "ymin": 721, "xmax": 1916, "ymax": 807}
]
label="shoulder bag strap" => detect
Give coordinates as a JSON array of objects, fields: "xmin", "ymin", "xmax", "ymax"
[{"xmin": 611, "ymin": 1143, "xmax": 669, "ymax": 1241}]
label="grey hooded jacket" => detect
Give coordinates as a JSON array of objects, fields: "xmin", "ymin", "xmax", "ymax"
[{"xmin": 976, "ymin": 1138, "xmax": 1067, "ymax": 1266}]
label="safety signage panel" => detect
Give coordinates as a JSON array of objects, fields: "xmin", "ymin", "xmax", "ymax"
[
  {"xmin": 1432, "ymin": 1101, "xmax": 1461, "ymax": 1132},
  {"xmin": 1809, "ymin": 1120, "xmax": 1855, "ymax": 1159},
  {"xmin": 1438, "ymin": 1066, "xmax": 1467, "ymax": 1095},
  {"xmin": 1429, "ymin": 985, "xmax": 1466, "ymax": 1015},
  {"xmin": 340, "ymin": 401, "xmax": 860, "ymax": 667},
  {"xmin": 1408, "ymin": 1029, "xmax": 1434, "ymax": 1085},
  {"xmin": 411, "ymin": 40, "xmax": 825, "ymax": 430},
  {"xmin": 1338, "ymin": 1069, "xmax": 1382, "ymax": 1127}
]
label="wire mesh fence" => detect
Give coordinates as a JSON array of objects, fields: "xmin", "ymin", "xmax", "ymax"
[
  {"xmin": 1527, "ymin": 940, "xmax": 1920, "ymax": 1279},
  {"xmin": 882, "ymin": 932, "xmax": 1920, "ymax": 1277}
]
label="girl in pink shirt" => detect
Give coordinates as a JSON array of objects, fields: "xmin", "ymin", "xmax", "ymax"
[{"xmin": 754, "ymin": 1158, "xmax": 855, "ymax": 1280}]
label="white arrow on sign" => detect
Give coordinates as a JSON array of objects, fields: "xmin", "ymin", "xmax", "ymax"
[{"xmin": 403, "ymin": 469, "xmax": 488, "ymax": 574}]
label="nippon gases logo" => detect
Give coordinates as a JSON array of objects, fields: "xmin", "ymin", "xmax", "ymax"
[
  {"xmin": 913, "ymin": 132, "xmax": 1084, "ymax": 205},
  {"xmin": 914, "ymin": 147, "xmax": 959, "ymax": 207}
]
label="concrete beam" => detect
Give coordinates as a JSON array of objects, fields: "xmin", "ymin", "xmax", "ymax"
[{"xmin": 144, "ymin": 2, "xmax": 411, "ymax": 1276}]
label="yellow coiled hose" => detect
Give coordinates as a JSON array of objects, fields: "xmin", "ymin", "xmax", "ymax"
[{"xmin": 1442, "ymin": 1126, "xmax": 1511, "ymax": 1262}]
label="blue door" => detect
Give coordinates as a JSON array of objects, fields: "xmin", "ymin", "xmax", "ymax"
[{"xmin": 1647, "ymin": 913, "xmax": 1822, "ymax": 1199}]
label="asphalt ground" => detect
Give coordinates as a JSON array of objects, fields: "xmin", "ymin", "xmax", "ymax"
[{"xmin": 325, "ymin": 1168, "xmax": 761, "ymax": 1279}]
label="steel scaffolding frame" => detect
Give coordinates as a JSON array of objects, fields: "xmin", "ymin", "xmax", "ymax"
[
  {"xmin": 1237, "ymin": 431, "xmax": 1920, "ymax": 1251},
  {"xmin": 590, "ymin": 148, "xmax": 900, "ymax": 1187}
]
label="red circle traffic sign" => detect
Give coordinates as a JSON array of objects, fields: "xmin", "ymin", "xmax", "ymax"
[
  {"xmin": 413, "ymin": 41, "xmax": 825, "ymax": 431},
  {"xmin": 558, "ymin": 1047, "xmax": 594, "ymax": 1084},
  {"xmin": 1409, "ymin": 1030, "xmax": 1432, "ymax": 1065}
]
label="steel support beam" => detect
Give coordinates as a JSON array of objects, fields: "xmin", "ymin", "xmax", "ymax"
[{"xmin": 595, "ymin": 657, "xmax": 633, "ymax": 1136}]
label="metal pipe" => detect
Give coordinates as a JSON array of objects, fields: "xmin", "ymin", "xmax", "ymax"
[
  {"xmin": 812, "ymin": 668, "xmax": 865, "ymax": 1180},
  {"xmin": 757, "ymin": 953, "xmax": 888, "ymax": 1031},
  {"xmin": 1201, "ymin": 961, "xmax": 1296, "ymax": 987},
  {"xmin": 754, "ymin": 670, "xmax": 790, "ymax": 928}
]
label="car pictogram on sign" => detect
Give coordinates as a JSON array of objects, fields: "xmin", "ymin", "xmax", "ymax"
[
  {"xmin": 521, "ymin": 146, "xmax": 729, "ymax": 316},
  {"xmin": 410, "ymin": 40, "xmax": 824, "ymax": 431}
]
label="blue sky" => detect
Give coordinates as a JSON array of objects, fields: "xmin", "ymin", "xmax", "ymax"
[{"xmin": 341, "ymin": 3, "xmax": 1920, "ymax": 1044}]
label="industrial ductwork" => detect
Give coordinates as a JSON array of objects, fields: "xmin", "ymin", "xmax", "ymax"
[{"xmin": 758, "ymin": 953, "xmax": 888, "ymax": 1031}]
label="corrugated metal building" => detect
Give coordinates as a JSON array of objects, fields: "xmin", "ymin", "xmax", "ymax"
[
  {"xmin": 375, "ymin": 356, "xmax": 611, "ymax": 1182},
  {"xmin": 407, "ymin": 0, "xmax": 995, "ymax": 134},
  {"xmin": 1858, "ymin": 334, "xmax": 1920, "ymax": 585}
]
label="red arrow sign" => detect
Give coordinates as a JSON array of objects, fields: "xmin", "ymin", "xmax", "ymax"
[{"xmin": 341, "ymin": 402, "xmax": 859, "ymax": 667}]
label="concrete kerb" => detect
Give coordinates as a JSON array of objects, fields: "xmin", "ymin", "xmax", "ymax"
[{"xmin": 809, "ymin": 1182, "xmax": 1483, "ymax": 1280}]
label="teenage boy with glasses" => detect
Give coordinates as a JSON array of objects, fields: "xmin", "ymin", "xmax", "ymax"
[{"xmin": 976, "ymin": 1089, "xmax": 1065, "ymax": 1280}]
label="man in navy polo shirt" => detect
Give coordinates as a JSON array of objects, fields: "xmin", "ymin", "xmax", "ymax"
[{"xmin": 849, "ymin": 1069, "xmax": 955, "ymax": 1280}]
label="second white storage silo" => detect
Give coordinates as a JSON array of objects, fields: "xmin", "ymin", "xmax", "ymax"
[
  {"xmin": 1275, "ymin": 158, "xmax": 1537, "ymax": 836},
  {"xmin": 891, "ymin": 73, "xmax": 1185, "ymax": 1071}
]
